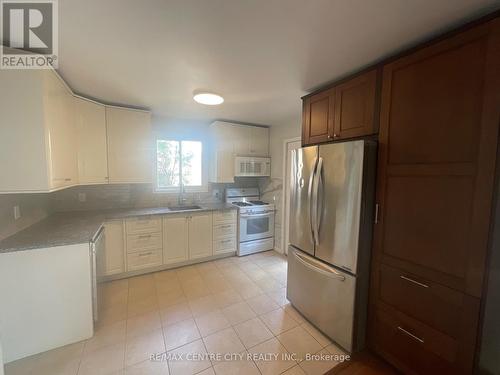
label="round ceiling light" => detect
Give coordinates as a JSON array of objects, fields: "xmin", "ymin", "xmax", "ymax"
[{"xmin": 193, "ymin": 92, "xmax": 224, "ymax": 105}]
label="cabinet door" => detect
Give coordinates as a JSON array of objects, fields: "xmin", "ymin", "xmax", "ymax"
[
  {"xmin": 249, "ymin": 127, "xmax": 269, "ymax": 156},
  {"xmin": 100, "ymin": 221, "xmax": 125, "ymax": 276},
  {"xmin": 372, "ymin": 21, "xmax": 500, "ymax": 298},
  {"xmin": 334, "ymin": 69, "xmax": 378, "ymax": 139},
  {"xmin": 43, "ymin": 72, "xmax": 78, "ymax": 189},
  {"xmin": 233, "ymin": 125, "xmax": 251, "ymax": 155},
  {"xmin": 106, "ymin": 107, "xmax": 152, "ymax": 183},
  {"xmin": 188, "ymin": 212, "xmax": 213, "ymax": 259},
  {"xmin": 163, "ymin": 215, "xmax": 189, "ymax": 264},
  {"xmin": 302, "ymin": 88, "xmax": 335, "ymax": 146},
  {"xmin": 74, "ymin": 97, "xmax": 108, "ymax": 184}
]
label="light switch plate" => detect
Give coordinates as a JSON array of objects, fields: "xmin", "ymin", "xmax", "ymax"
[
  {"xmin": 13, "ymin": 205, "xmax": 21, "ymax": 220},
  {"xmin": 78, "ymin": 193, "xmax": 87, "ymax": 202}
]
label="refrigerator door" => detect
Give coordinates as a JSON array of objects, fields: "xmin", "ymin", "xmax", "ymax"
[
  {"xmin": 315, "ymin": 140, "xmax": 365, "ymax": 273},
  {"xmin": 289, "ymin": 146, "xmax": 318, "ymax": 256},
  {"xmin": 287, "ymin": 246, "xmax": 356, "ymax": 352}
]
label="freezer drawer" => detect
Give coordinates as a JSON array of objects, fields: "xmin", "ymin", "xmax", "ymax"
[{"xmin": 287, "ymin": 246, "xmax": 356, "ymax": 352}]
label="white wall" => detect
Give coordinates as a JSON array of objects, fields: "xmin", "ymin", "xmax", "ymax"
[{"xmin": 260, "ymin": 122, "xmax": 301, "ymax": 252}]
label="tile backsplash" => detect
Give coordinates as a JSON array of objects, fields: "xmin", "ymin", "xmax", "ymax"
[
  {"xmin": 0, "ymin": 178, "xmax": 266, "ymax": 241},
  {"xmin": 0, "ymin": 193, "xmax": 52, "ymax": 241},
  {"xmin": 50, "ymin": 179, "xmax": 262, "ymax": 212}
]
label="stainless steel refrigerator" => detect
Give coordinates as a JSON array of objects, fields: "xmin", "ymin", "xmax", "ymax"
[{"xmin": 287, "ymin": 139, "xmax": 377, "ymax": 353}]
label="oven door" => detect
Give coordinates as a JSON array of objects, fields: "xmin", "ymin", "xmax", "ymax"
[{"xmin": 239, "ymin": 210, "xmax": 275, "ymax": 242}]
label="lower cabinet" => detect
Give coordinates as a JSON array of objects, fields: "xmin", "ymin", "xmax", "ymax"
[
  {"xmin": 187, "ymin": 212, "xmax": 213, "ymax": 259},
  {"xmin": 100, "ymin": 221, "xmax": 125, "ymax": 276},
  {"xmin": 163, "ymin": 214, "xmax": 189, "ymax": 264},
  {"xmin": 98, "ymin": 210, "xmax": 236, "ymax": 278}
]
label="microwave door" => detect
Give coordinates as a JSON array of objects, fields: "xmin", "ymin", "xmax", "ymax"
[
  {"xmin": 315, "ymin": 141, "xmax": 365, "ymax": 273},
  {"xmin": 289, "ymin": 146, "xmax": 318, "ymax": 256}
]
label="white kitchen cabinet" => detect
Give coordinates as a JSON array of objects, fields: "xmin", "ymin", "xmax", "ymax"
[
  {"xmin": 0, "ymin": 69, "xmax": 78, "ymax": 192},
  {"xmin": 188, "ymin": 212, "xmax": 213, "ymax": 259},
  {"xmin": 43, "ymin": 72, "xmax": 79, "ymax": 190},
  {"xmin": 163, "ymin": 215, "xmax": 189, "ymax": 264},
  {"xmin": 106, "ymin": 107, "xmax": 153, "ymax": 184},
  {"xmin": 100, "ymin": 221, "xmax": 125, "ymax": 276},
  {"xmin": 249, "ymin": 126, "xmax": 269, "ymax": 156},
  {"xmin": 74, "ymin": 97, "xmax": 108, "ymax": 185},
  {"xmin": 209, "ymin": 121, "xmax": 269, "ymax": 183}
]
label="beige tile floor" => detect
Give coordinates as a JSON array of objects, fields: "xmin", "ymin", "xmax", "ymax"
[{"xmin": 4, "ymin": 250, "xmax": 347, "ymax": 375}]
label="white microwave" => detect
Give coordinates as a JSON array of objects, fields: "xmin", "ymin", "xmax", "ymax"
[{"xmin": 235, "ymin": 157, "xmax": 271, "ymax": 177}]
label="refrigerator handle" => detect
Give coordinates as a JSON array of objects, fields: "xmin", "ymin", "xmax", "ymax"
[
  {"xmin": 308, "ymin": 157, "xmax": 318, "ymax": 245},
  {"xmin": 293, "ymin": 250, "xmax": 346, "ymax": 281},
  {"xmin": 315, "ymin": 157, "xmax": 324, "ymax": 240}
]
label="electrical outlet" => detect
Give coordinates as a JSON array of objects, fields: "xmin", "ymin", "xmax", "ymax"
[
  {"xmin": 13, "ymin": 205, "xmax": 21, "ymax": 220},
  {"xmin": 78, "ymin": 193, "xmax": 86, "ymax": 202}
]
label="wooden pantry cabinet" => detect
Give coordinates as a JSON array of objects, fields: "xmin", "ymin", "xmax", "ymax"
[
  {"xmin": 368, "ymin": 17, "xmax": 500, "ymax": 374},
  {"xmin": 302, "ymin": 68, "xmax": 379, "ymax": 146}
]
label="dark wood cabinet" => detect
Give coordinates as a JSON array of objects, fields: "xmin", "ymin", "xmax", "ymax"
[
  {"xmin": 333, "ymin": 69, "xmax": 378, "ymax": 139},
  {"xmin": 302, "ymin": 87, "xmax": 335, "ymax": 145},
  {"xmin": 302, "ymin": 69, "xmax": 379, "ymax": 146},
  {"xmin": 368, "ymin": 17, "xmax": 500, "ymax": 374}
]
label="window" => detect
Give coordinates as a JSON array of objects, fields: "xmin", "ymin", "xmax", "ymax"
[{"xmin": 156, "ymin": 140, "xmax": 204, "ymax": 191}]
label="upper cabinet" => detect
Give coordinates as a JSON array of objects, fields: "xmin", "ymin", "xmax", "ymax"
[
  {"xmin": 43, "ymin": 72, "xmax": 79, "ymax": 189},
  {"xmin": 74, "ymin": 97, "xmax": 108, "ymax": 185},
  {"xmin": 302, "ymin": 69, "xmax": 379, "ymax": 146},
  {"xmin": 106, "ymin": 107, "xmax": 153, "ymax": 184},
  {"xmin": 0, "ymin": 70, "xmax": 78, "ymax": 192},
  {"xmin": 209, "ymin": 121, "xmax": 270, "ymax": 183},
  {"xmin": 0, "ymin": 68, "xmax": 152, "ymax": 192}
]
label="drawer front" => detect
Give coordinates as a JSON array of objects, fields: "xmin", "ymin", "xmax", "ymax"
[
  {"xmin": 126, "ymin": 232, "xmax": 162, "ymax": 253},
  {"xmin": 378, "ymin": 263, "xmax": 473, "ymax": 338},
  {"xmin": 371, "ymin": 308, "xmax": 463, "ymax": 375},
  {"xmin": 213, "ymin": 237, "xmax": 237, "ymax": 254},
  {"xmin": 127, "ymin": 249, "xmax": 162, "ymax": 271},
  {"xmin": 125, "ymin": 216, "xmax": 161, "ymax": 234},
  {"xmin": 213, "ymin": 223, "xmax": 237, "ymax": 239},
  {"xmin": 213, "ymin": 209, "xmax": 237, "ymax": 224}
]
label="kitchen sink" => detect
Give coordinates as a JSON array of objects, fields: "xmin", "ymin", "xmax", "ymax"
[{"xmin": 167, "ymin": 205, "xmax": 204, "ymax": 211}]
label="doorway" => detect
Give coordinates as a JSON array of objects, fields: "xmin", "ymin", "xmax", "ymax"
[{"xmin": 282, "ymin": 138, "xmax": 301, "ymax": 255}]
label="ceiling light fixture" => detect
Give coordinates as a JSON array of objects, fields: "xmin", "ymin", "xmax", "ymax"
[{"xmin": 193, "ymin": 92, "xmax": 224, "ymax": 105}]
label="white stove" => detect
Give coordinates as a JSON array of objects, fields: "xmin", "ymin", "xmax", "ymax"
[{"xmin": 226, "ymin": 188, "xmax": 275, "ymax": 256}]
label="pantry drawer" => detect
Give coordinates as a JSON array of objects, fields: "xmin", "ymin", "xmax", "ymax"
[
  {"xmin": 377, "ymin": 263, "xmax": 480, "ymax": 339},
  {"xmin": 213, "ymin": 223, "xmax": 237, "ymax": 239},
  {"xmin": 125, "ymin": 216, "xmax": 161, "ymax": 234},
  {"xmin": 213, "ymin": 209, "xmax": 237, "ymax": 224},
  {"xmin": 127, "ymin": 249, "xmax": 162, "ymax": 271},
  {"xmin": 371, "ymin": 307, "xmax": 474, "ymax": 375},
  {"xmin": 213, "ymin": 237, "xmax": 236, "ymax": 254},
  {"xmin": 126, "ymin": 232, "xmax": 162, "ymax": 253}
]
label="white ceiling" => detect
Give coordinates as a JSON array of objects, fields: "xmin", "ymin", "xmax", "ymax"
[{"xmin": 59, "ymin": 0, "xmax": 500, "ymax": 127}]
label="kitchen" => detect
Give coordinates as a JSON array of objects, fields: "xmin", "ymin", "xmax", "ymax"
[{"xmin": 1, "ymin": 1, "xmax": 500, "ymax": 375}]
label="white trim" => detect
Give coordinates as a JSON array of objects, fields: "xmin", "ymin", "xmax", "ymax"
[{"xmin": 280, "ymin": 137, "xmax": 301, "ymax": 255}]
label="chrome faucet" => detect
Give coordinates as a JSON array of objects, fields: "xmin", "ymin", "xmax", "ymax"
[{"xmin": 178, "ymin": 183, "xmax": 188, "ymax": 205}]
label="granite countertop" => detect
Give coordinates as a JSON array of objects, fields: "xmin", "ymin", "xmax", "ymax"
[{"xmin": 0, "ymin": 203, "xmax": 236, "ymax": 254}]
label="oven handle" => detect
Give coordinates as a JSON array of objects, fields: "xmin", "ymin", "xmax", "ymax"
[{"xmin": 240, "ymin": 212, "xmax": 275, "ymax": 218}]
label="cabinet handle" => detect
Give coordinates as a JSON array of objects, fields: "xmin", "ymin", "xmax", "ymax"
[
  {"xmin": 138, "ymin": 252, "xmax": 153, "ymax": 257},
  {"xmin": 327, "ymin": 134, "xmax": 332, "ymax": 139},
  {"xmin": 220, "ymin": 225, "xmax": 232, "ymax": 229},
  {"xmin": 333, "ymin": 133, "xmax": 339, "ymax": 138},
  {"xmin": 138, "ymin": 234, "xmax": 152, "ymax": 239},
  {"xmin": 221, "ymin": 239, "xmax": 232, "ymax": 243},
  {"xmin": 400, "ymin": 275, "xmax": 429, "ymax": 289},
  {"xmin": 374, "ymin": 203, "xmax": 380, "ymax": 224},
  {"xmin": 397, "ymin": 326, "xmax": 424, "ymax": 344}
]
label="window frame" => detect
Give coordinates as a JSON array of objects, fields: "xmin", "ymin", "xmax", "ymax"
[{"xmin": 155, "ymin": 138, "xmax": 207, "ymax": 193}]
